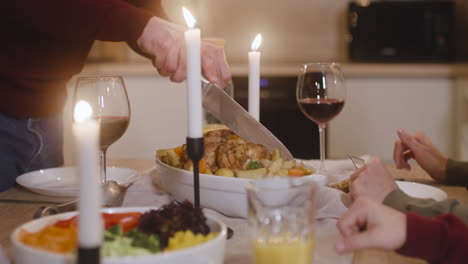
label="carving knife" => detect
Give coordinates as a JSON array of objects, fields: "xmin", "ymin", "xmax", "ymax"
[{"xmin": 201, "ymin": 79, "xmax": 293, "ymax": 160}]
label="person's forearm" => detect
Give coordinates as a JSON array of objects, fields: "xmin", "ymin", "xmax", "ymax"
[
  {"xmin": 5, "ymin": 0, "xmax": 152, "ymax": 43},
  {"xmin": 398, "ymin": 213, "xmax": 468, "ymax": 264},
  {"xmin": 383, "ymin": 188, "xmax": 468, "ymax": 224},
  {"xmin": 125, "ymin": 0, "xmax": 173, "ymax": 58},
  {"xmin": 127, "ymin": 0, "xmax": 170, "ymax": 21}
]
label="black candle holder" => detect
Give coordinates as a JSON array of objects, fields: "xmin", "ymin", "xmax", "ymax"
[
  {"xmin": 78, "ymin": 246, "xmax": 100, "ymax": 264},
  {"xmin": 186, "ymin": 137, "xmax": 204, "ymax": 208}
]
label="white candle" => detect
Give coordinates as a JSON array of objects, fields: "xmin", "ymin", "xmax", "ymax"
[
  {"xmin": 73, "ymin": 100, "xmax": 102, "ymax": 248},
  {"xmin": 183, "ymin": 7, "xmax": 202, "ymax": 138},
  {"xmin": 249, "ymin": 33, "xmax": 262, "ymax": 121}
]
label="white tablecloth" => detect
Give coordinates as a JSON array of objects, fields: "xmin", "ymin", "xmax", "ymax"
[
  {"xmin": 123, "ymin": 157, "xmax": 368, "ymax": 264},
  {"xmin": 0, "ymin": 245, "xmax": 10, "ymax": 264}
]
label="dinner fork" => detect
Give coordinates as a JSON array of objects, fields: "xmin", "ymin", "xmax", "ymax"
[{"xmin": 346, "ymin": 155, "xmax": 407, "ymax": 182}]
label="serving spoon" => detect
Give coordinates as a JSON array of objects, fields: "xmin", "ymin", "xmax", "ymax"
[{"xmin": 33, "ymin": 180, "xmax": 132, "ymax": 219}]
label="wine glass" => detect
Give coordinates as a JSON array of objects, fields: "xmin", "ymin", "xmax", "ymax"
[
  {"xmin": 296, "ymin": 63, "xmax": 346, "ymax": 175},
  {"xmin": 73, "ymin": 76, "xmax": 131, "ymax": 183}
]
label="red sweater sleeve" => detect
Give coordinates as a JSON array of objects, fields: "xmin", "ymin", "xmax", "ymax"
[
  {"xmin": 397, "ymin": 213, "xmax": 468, "ymax": 264},
  {"xmin": 4, "ymin": 0, "xmax": 152, "ymax": 43}
]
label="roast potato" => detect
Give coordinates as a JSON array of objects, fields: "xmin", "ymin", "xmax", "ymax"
[
  {"xmin": 215, "ymin": 168, "xmax": 235, "ymax": 177},
  {"xmin": 235, "ymin": 168, "xmax": 267, "ymax": 179}
]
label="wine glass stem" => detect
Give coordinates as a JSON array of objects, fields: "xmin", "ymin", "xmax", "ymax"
[
  {"xmin": 100, "ymin": 148, "xmax": 108, "ymax": 183},
  {"xmin": 318, "ymin": 123, "xmax": 326, "ymax": 174}
]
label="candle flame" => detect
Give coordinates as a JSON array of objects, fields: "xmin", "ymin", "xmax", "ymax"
[
  {"xmin": 74, "ymin": 100, "xmax": 93, "ymax": 122},
  {"xmin": 182, "ymin": 7, "xmax": 197, "ymax": 28},
  {"xmin": 251, "ymin": 33, "xmax": 262, "ymax": 51}
]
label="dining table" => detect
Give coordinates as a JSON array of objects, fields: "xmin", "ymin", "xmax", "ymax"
[{"xmin": 1, "ymin": 158, "xmax": 467, "ymax": 264}]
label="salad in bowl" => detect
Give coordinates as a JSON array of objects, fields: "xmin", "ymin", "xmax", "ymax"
[{"xmin": 12, "ymin": 202, "xmax": 226, "ymax": 264}]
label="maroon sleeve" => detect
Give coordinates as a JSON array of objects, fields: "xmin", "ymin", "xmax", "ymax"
[
  {"xmin": 126, "ymin": 0, "xmax": 170, "ymax": 20},
  {"xmin": 4, "ymin": 0, "xmax": 152, "ymax": 43},
  {"xmin": 397, "ymin": 213, "xmax": 468, "ymax": 264}
]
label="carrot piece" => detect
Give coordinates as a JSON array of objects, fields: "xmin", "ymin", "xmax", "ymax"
[
  {"xmin": 174, "ymin": 146, "xmax": 184, "ymax": 158},
  {"xmin": 199, "ymin": 159, "xmax": 207, "ymax": 173},
  {"xmin": 288, "ymin": 168, "xmax": 305, "ymax": 177}
]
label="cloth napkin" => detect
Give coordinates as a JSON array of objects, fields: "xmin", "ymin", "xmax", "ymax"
[
  {"xmin": 122, "ymin": 156, "xmax": 372, "ymax": 264},
  {"xmin": 299, "ymin": 154, "xmax": 372, "ymax": 184},
  {"xmin": 310, "ymin": 155, "xmax": 372, "ymax": 220},
  {"xmin": 317, "ymin": 186, "xmax": 350, "ymax": 219}
]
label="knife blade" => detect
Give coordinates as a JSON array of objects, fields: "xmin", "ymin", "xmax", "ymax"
[{"xmin": 201, "ymin": 79, "xmax": 294, "ymax": 160}]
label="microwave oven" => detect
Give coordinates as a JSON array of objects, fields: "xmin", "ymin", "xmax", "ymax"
[{"xmin": 348, "ymin": 1, "xmax": 455, "ymax": 62}]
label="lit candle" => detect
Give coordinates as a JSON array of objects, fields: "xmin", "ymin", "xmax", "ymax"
[
  {"xmin": 249, "ymin": 33, "xmax": 262, "ymax": 121},
  {"xmin": 73, "ymin": 101, "xmax": 102, "ymax": 249},
  {"xmin": 183, "ymin": 7, "xmax": 202, "ymax": 138}
]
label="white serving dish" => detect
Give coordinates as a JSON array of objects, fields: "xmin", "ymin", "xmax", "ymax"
[
  {"xmin": 155, "ymin": 158, "xmax": 327, "ymax": 218},
  {"xmin": 11, "ymin": 207, "xmax": 226, "ymax": 264},
  {"xmin": 16, "ymin": 167, "xmax": 139, "ymax": 197}
]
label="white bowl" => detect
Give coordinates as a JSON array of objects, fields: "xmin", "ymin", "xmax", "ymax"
[
  {"xmin": 11, "ymin": 207, "xmax": 226, "ymax": 264},
  {"xmin": 155, "ymin": 158, "xmax": 327, "ymax": 218}
]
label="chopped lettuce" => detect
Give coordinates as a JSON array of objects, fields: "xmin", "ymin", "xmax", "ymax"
[
  {"xmin": 104, "ymin": 224, "xmax": 123, "ymax": 241},
  {"xmin": 103, "ymin": 236, "xmax": 152, "ymax": 257},
  {"xmin": 126, "ymin": 229, "xmax": 161, "ymax": 252},
  {"xmin": 102, "ymin": 224, "xmax": 161, "ymax": 257}
]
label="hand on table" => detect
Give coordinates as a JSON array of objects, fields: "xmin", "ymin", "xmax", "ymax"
[
  {"xmin": 349, "ymin": 159, "xmax": 398, "ymax": 202},
  {"xmin": 393, "ymin": 129, "xmax": 447, "ymax": 182},
  {"xmin": 137, "ymin": 17, "xmax": 231, "ymax": 88},
  {"xmin": 336, "ymin": 198, "xmax": 407, "ymax": 254}
]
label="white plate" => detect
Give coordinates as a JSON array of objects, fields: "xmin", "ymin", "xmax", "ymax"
[
  {"xmin": 396, "ymin": 181, "xmax": 447, "ymax": 201},
  {"xmin": 16, "ymin": 167, "xmax": 139, "ymax": 197},
  {"xmin": 11, "ymin": 207, "xmax": 226, "ymax": 264}
]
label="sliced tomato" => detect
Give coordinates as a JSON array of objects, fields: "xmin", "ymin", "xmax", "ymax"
[
  {"xmin": 54, "ymin": 216, "xmax": 78, "ymax": 228},
  {"xmin": 102, "ymin": 212, "xmax": 142, "ymax": 233},
  {"xmin": 53, "ymin": 212, "xmax": 141, "ymax": 232}
]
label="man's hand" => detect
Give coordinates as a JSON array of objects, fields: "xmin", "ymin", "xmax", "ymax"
[
  {"xmin": 137, "ymin": 17, "xmax": 231, "ymax": 88},
  {"xmin": 336, "ymin": 198, "xmax": 407, "ymax": 254},
  {"xmin": 393, "ymin": 129, "xmax": 447, "ymax": 182},
  {"xmin": 349, "ymin": 159, "xmax": 398, "ymax": 202}
]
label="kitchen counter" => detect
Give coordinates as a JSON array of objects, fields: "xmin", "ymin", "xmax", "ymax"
[{"xmin": 82, "ymin": 61, "xmax": 468, "ymax": 78}]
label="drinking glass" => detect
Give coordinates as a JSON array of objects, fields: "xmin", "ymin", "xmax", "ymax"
[
  {"xmin": 296, "ymin": 63, "xmax": 346, "ymax": 174},
  {"xmin": 247, "ymin": 178, "xmax": 317, "ymax": 264},
  {"xmin": 73, "ymin": 76, "xmax": 130, "ymax": 183}
]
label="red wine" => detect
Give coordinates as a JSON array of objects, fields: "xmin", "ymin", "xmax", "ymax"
[
  {"xmin": 298, "ymin": 98, "xmax": 344, "ymax": 124},
  {"xmin": 97, "ymin": 116, "xmax": 129, "ymax": 149}
]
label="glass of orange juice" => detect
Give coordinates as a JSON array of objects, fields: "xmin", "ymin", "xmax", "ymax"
[{"xmin": 247, "ymin": 177, "xmax": 317, "ymax": 264}]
